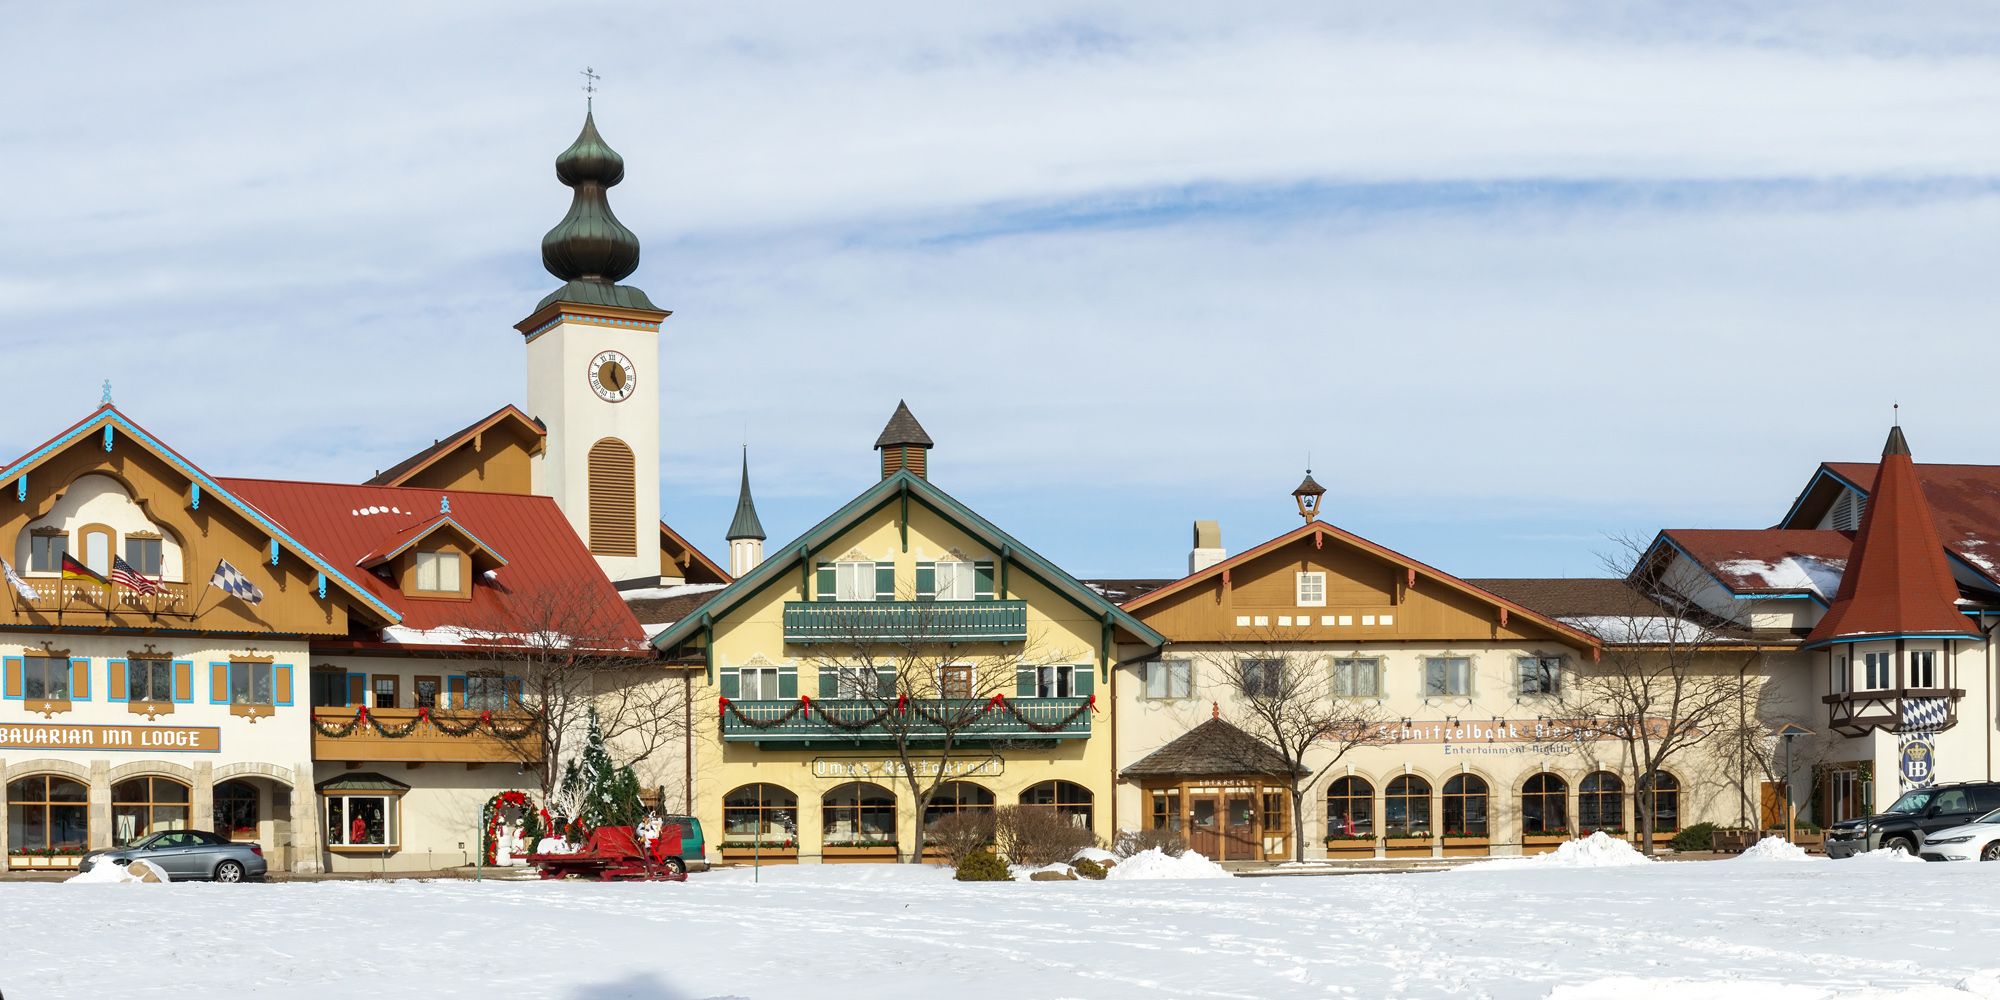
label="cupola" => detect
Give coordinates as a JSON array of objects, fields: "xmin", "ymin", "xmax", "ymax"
[{"xmin": 874, "ymin": 401, "xmax": 934, "ymax": 480}]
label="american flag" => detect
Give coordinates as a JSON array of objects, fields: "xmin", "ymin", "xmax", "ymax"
[{"xmin": 111, "ymin": 556, "xmax": 161, "ymax": 596}]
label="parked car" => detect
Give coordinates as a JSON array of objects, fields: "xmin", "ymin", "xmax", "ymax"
[
  {"xmin": 79, "ymin": 830, "xmax": 268, "ymax": 882},
  {"xmin": 1824, "ymin": 782, "xmax": 2000, "ymax": 858},
  {"xmin": 1918, "ymin": 808, "xmax": 2000, "ymax": 862},
  {"xmin": 660, "ymin": 815, "xmax": 707, "ymax": 872}
]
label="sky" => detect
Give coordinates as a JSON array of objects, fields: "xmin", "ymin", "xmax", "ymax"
[{"xmin": 4, "ymin": 3, "xmax": 1999, "ymax": 580}]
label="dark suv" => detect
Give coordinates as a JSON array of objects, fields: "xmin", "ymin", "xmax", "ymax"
[{"xmin": 1825, "ymin": 782, "xmax": 2000, "ymax": 858}]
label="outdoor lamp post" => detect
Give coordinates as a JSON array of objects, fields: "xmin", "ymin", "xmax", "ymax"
[
  {"xmin": 1777, "ymin": 722, "xmax": 1813, "ymax": 845},
  {"xmin": 1293, "ymin": 470, "xmax": 1326, "ymax": 523}
]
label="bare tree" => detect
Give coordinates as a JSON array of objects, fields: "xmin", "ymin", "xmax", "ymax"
[
  {"xmin": 786, "ymin": 596, "xmax": 1081, "ymax": 863},
  {"xmin": 1558, "ymin": 535, "xmax": 1761, "ymax": 853},
  {"xmin": 459, "ymin": 584, "xmax": 683, "ymax": 808},
  {"xmin": 1198, "ymin": 637, "xmax": 1394, "ymax": 862}
]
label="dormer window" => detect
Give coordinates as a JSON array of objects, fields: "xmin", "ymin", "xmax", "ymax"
[{"xmin": 413, "ymin": 551, "xmax": 463, "ymax": 594}]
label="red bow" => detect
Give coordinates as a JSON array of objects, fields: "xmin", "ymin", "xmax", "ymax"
[
  {"xmin": 987, "ymin": 693, "xmax": 1007, "ymax": 710},
  {"xmin": 895, "ymin": 694, "xmax": 908, "ymax": 714},
  {"xmin": 1087, "ymin": 694, "xmax": 1099, "ymax": 714},
  {"xmin": 718, "ymin": 696, "xmax": 731, "ymax": 717},
  {"xmin": 416, "ymin": 706, "xmax": 431, "ymax": 721},
  {"xmin": 479, "ymin": 710, "xmax": 494, "ymax": 724},
  {"xmin": 356, "ymin": 706, "xmax": 370, "ymax": 725}
]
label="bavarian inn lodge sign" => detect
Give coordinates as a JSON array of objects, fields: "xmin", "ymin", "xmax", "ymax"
[{"xmin": 0, "ymin": 723, "xmax": 221, "ymax": 752}]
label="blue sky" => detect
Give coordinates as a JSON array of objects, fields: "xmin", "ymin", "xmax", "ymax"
[{"xmin": 4, "ymin": 3, "xmax": 2000, "ymax": 579}]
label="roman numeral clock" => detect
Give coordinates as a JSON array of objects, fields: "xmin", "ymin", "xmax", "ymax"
[{"xmin": 588, "ymin": 350, "xmax": 637, "ymax": 403}]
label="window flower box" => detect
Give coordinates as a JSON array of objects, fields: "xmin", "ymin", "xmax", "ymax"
[
  {"xmin": 1440, "ymin": 835, "xmax": 1491, "ymax": 858},
  {"xmin": 1521, "ymin": 833, "xmax": 1572, "ymax": 856},
  {"xmin": 721, "ymin": 843, "xmax": 799, "ymax": 865},
  {"xmin": 11, "ymin": 853, "xmax": 81, "ymax": 869},
  {"xmin": 822, "ymin": 844, "xmax": 899, "ymax": 863},
  {"xmin": 1382, "ymin": 835, "xmax": 1434, "ymax": 859},
  {"xmin": 1711, "ymin": 829, "xmax": 1756, "ymax": 854},
  {"xmin": 1322, "ymin": 836, "xmax": 1376, "ymax": 858}
]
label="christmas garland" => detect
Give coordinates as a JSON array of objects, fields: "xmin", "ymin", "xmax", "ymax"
[
  {"xmin": 310, "ymin": 706, "xmax": 541, "ymax": 741},
  {"xmin": 480, "ymin": 790, "xmax": 545, "ymax": 865},
  {"xmin": 719, "ymin": 693, "xmax": 1095, "ymax": 734}
]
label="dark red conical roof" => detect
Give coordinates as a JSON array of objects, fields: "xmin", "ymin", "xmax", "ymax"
[{"xmin": 1806, "ymin": 425, "xmax": 1977, "ymax": 646}]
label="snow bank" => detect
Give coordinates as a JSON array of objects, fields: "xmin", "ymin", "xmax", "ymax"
[
  {"xmin": 1103, "ymin": 848, "xmax": 1230, "ymax": 880},
  {"xmin": 66, "ymin": 859, "xmax": 168, "ymax": 884},
  {"xmin": 1072, "ymin": 847, "xmax": 1117, "ymax": 864},
  {"xmin": 702, "ymin": 861, "xmax": 955, "ymax": 885},
  {"xmin": 1847, "ymin": 846, "xmax": 1925, "ymax": 864},
  {"xmin": 1735, "ymin": 837, "xmax": 1823, "ymax": 863},
  {"xmin": 1552, "ymin": 973, "xmax": 2000, "ymax": 999},
  {"xmin": 1011, "ymin": 862, "xmax": 1075, "ymax": 881},
  {"xmin": 1456, "ymin": 831, "xmax": 1655, "ymax": 871}
]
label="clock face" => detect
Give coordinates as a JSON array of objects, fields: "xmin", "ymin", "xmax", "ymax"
[{"xmin": 588, "ymin": 350, "xmax": 637, "ymax": 403}]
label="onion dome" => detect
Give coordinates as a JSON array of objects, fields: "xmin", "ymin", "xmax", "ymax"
[{"xmin": 538, "ymin": 112, "xmax": 656, "ymax": 310}]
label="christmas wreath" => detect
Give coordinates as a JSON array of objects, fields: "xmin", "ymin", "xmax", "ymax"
[{"xmin": 479, "ymin": 790, "xmax": 545, "ymax": 865}]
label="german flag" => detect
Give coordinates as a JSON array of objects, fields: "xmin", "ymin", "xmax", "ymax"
[{"xmin": 60, "ymin": 553, "xmax": 108, "ymax": 586}]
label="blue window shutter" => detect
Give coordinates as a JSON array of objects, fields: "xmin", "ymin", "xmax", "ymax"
[
  {"xmin": 875, "ymin": 667, "xmax": 896, "ymax": 698},
  {"xmin": 778, "ymin": 666, "xmax": 798, "ymax": 699},
  {"xmin": 209, "ymin": 663, "xmax": 230, "ymax": 704},
  {"xmin": 1015, "ymin": 666, "xmax": 1036, "ymax": 698},
  {"xmin": 719, "ymin": 669, "xmax": 741, "ymax": 700},
  {"xmin": 1072, "ymin": 666, "xmax": 1094, "ymax": 698},
  {"xmin": 275, "ymin": 664, "xmax": 294, "ymax": 707},
  {"xmin": 505, "ymin": 676, "xmax": 523, "ymax": 709},
  {"xmin": 70, "ymin": 658, "xmax": 91, "ymax": 701},
  {"xmin": 874, "ymin": 564, "xmax": 895, "ymax": 601},
  {"xmin": 974, "ymin": 561, "xmax": 996, "ymax": 600},
  {"xmin": 818, "ymin": 670, "xmax": 838, "ymax": 699},
  {"xmin": 816, "ymin": 565, "xmax": 836, "ymax": 603},
  {"xmin": 915, "ymin": 563, "xmax": 936, "ymax": 600}
]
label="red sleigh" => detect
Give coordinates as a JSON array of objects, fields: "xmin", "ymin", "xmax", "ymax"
[{"xmin": 526, "ymin": 825, "xmax": 688, "ymax": 882}]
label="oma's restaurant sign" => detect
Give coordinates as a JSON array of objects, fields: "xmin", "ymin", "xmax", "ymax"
[
  {"xmin": 813, "ymin": 756, "xmax": 1001, "ymax": 780},
  {"xmin": 0, "ymin": 723, "xmax": 220, "ymax": 753}
]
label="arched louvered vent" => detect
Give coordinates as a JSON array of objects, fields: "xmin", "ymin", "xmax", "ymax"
[{"xmin": 587, "ymin": 438, "xmax": 637, "ymax": 557}]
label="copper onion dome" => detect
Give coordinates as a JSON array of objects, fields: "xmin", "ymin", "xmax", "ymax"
[{"xmin": 540, "ymin": 112, "xmax": 647, "ymax": 296}]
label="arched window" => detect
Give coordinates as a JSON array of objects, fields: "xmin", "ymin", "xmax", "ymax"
[
  {"xmin": 1579, "ymin": 771, "xmax": 1625, "ymax": 833},
  {"xmin": 822, "ymin": 782, "xmax": 896, "ymax": 847},
  {"xmin": 213, "ymin": 780, "xmax": 260, "ymax": 841},
  {"xmin": 1383, "ymin": 775, "xmax": 1431, "ymax": 836},
  {"xmin": 923, "ymin": 781, "xmax": 995, "ymax": 826},
  {"xmin": 112, "ymin": 776, "xmax": 190, "ymax": 845},
  {"xmin": 586, "ymin": 438, "xmax": 637, "ymax": 557},
  {"xmin": 723, "ymin": 784, "xmax": 797, "ymax": 845},
  {"xmin": 7, "ymin": 774, "xmax": 89, "ymax": 854},
  {"xmin": 1442, "ymin": 774, "xmax": 1489, "ymax": 837},
  {"xmin": 1325, "ymin": 776, "xmax": 1374, "ymax": 838},
  {"xmin": 1521, "ymin": 773, "xmax": 1569, "ymax": 836},
  {"xmin": 1640, "ymin": 771, "xmax": 1680, "ymax": 834},
  {"xmin": 1020, "ymin": 781, "xmax": 1093, "ymax": 828}
]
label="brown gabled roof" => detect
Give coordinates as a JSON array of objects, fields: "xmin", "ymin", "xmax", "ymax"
[
  {"xmin": 625, "ymin": 585, "xmax": 729, "ymax": 627},
  {"xmin": 1120, "ymin": 717, "xmax": 1304, "ymax": 779},
  {"xmin": 1786, "ymin": 460, "xmax": 2000, "ymax": 589},
  {"xmin": 660, "ymin": 521, "xmax": 730, "ymax": 585},
  {"xmin": 1123, "ymin": 521, "xmax": 1601, "ymax": 650},
  {"xmin": 1465, "ymin": 578, "xmax": 1665, "ymax": 618},
  {"xmin": 1657, "ymin": 529, "xmax": 1851, "ymax": 600},
  {"xmin": 1807, "ymin": 427, "xmax": 1979, "ymax": 647},
  {"xmin": 368, "ymin": 405, "xmax": 544, "ymax": 487},
  {"xmin": 873, "ymin": 400, "xmax": 934, "ymax": 449}
]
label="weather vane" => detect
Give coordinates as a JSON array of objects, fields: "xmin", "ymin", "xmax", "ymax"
[{"xmin": 581, "ymin": 66, "xmax": 600, "ymax": 110}]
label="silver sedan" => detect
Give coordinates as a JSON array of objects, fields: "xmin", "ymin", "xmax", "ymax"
[{"xmin": 80, "ymin": 830, "xmax": 269, "ymax": 882}]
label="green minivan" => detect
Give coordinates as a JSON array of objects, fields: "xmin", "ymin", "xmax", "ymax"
[{"xmin": 661, "ymin": 815, "xmax": 707, "ymax": 871}]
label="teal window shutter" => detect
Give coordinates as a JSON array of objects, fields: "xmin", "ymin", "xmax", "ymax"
[
  {"xmin": 875, "ymin": 564, "xmax": 895, "ymax": 601},
  {"xmin": 719, "ymin": 669, "xmax": 741, "ymax": 700},
  {"xmin": 915, "ymin": 563, "xmax": 936, "ymax": 601},
  {"xmin": 778, "ymin": 666, "xmax": 798, "ymax": 699},
  {"xmin": 876, "ymin": 667, "xmax": 897, "ymax": 698},
  {"xmin": 1073, "ymin": 666, "xmax": 1094, "ymax": 697},
  {"xmin": 1015, "ymin": 666, "xmax": 1036, "ymax": 698},
  {"xmin": 816, "ymin": 565, "xmax": 836, "ymax": 603},
  {"xmin": 974, "ymin": 561, "xmax": 996, "ymax": 600},
  {"xmin": 818, "ymin": 670, "xmax": 838, "ymax": 699}
]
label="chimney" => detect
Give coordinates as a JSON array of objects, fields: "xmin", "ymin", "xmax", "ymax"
[
  {"xmin": 1190, "ymin": 520, "xmax": 1226, "ymax": 574},
  {"xmin": 873, "ymin": 400, "xmax": 935, "ymax": 480}
]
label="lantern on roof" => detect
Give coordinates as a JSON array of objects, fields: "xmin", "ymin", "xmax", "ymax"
[{"xmin": 1292, "ymin": 469, "xmax": 1326, "ymax": 523}]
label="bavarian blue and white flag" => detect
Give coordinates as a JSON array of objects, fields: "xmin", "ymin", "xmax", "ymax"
[
  {"xmin": 209, "ymin": 558, "xmax": 265, "ymax": 605},
  {"xmin": 0, "ymin": 557, "xmax": 38, "ymax": 602}
]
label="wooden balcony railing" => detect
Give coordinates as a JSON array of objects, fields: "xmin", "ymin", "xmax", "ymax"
[
  {"xmin": 311, "ymin": 708, "xmax": 542, "ymax": 765},
  {"xmin": 11, "ymin": 579, "xmax": 193, "ymax": 618},
  {"xmin": 720, "ymin": 696, "xmax": 1091, "ymax": 745},
  {"xmin": 782, "ymin": 601, "xmax": 1028, "ymax": 645},
  {"xmin": 1821, "ymin": 687, "xmax": 1964, "ymax": 737}
]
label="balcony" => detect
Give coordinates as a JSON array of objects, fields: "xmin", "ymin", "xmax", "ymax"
[
  {"xmin": 12, "ymin": 579, "xmax": 193, "ymax": 618},
  {"xmin": 311, "ymin": 708, "xmax": 542, "ymax": 765},
  {"xmin": 720, "ymin": 697, "xmax": 1091, "ymax": 746},
  {"xmin": 1821, "ymin": 688, "xmax": 1964, "ymax": 737},
  {"xmin": 782, "ymin": 600, "xmax": 1028, "ymax": 645}
]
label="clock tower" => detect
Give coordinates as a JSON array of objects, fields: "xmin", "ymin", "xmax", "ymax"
[{"xmin": 515, "ymin": 110, "xmax": 667, "ymax": 586}]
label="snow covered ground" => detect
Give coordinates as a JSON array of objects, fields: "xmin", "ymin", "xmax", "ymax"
[{"xmin": 6, "ymin": 854, "xmax": 2000, "ymax": 999}]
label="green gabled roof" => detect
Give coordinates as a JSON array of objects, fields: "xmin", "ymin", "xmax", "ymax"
[{"xmin": 650, "ymin": 469, "xmax": 1166, "ymax": 651}]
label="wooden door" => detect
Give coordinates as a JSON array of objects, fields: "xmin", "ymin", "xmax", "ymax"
[
  {"xmin": 1760, "ymin": 781, "xmax": 1788, "ymax": 830},
  {"xmin": 1189, "ymin": 795, "xmax": 1222, "ymax": 858},
  {"xmin": 1224, "ymin": 794, "xmax": 1258, "ymax": 860}
]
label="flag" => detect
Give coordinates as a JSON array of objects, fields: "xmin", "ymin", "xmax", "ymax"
[
  {"xmin": 111, "ymin": 556, "xmax": 160, "ymax": 596},
  {"xmin": 209, "ymin": 558, "xmax": 264, "ymax": 605},
  {"xmin": 0, "ymin": 558, "xmax": 38, "ymax": 602},
  {"xmin": 60, "ymin": 553, "xmax": 108, "ymax": 586}
]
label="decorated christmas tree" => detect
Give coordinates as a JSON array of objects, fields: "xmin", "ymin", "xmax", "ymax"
[{"xmin": 558, "ymin": 708, "xmax": 646, "ymax": 830}]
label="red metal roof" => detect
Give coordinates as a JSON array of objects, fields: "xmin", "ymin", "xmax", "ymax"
[
  {"xmin": 1660, "ymin": 529, "xmax": 1851, "ymax": 599},
  {"xmin": 220, "ymin": 478, "xmax": 646, "ymax": 648},
  {"xmin": 1821, "ymin": 461, "xmax": 2000, "ymax": 585},
  {"xmin": 1807, "ymin": 429, "xmax": 1978, "ymax": 646}
]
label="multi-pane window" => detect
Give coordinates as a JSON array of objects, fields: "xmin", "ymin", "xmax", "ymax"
[
  {"xmin": 1517, "ymin": 656, "xmax": 1561, "ymax": 696},
  {"xmin": 413, "ymin": 677, "xmax": 440, "ymax": 710},
  {"xmin": 1296, "ymin": 571, "xmax": 1327, "ymax": 607},
  {"xmin": 123, "ymin": 537, "xmax": 164, "ymax": 577},
  {"xmin": 1423, "ymin": 657, "xmax": 1471, "ymax": 697},
  {"xmin": 311, "ymin": 671, "xmax": 348, "ymax": 708},
  {"xmin": 24, "ymin": 656, "xmax": 69, "ymax": 701},
  {"xmin": 737, "ymin": 667, "xmax": 781, "ymax": 702},
  {"xmin": 1578, "ymin": 771, "xmax": 1625, "ymax": 832},
  {"xmin": 1332, "ymin": 658, "xmax": 1380, "ymax": 698},
  {"xmin": 128, "ymin": 658, "xmax": 174, "ymax": 703},
  {"xmin": 723, "ymin": 783, "xmax": 798, "ymax": 842},
  {"xmin": 835, "ymin": 666, "xmax": 876, "ymax": 699},
  {"xmin": 835, "ymin": 561, "xmax": 875, "ymax": 601},
  {"xmin": 1240, "ymin": 658, "xmax": 1284, "ymax": 698},
  {"xmin": 1521, "ymin": 773, "xmax": 1569, "ymax": 835},
  {"xmin": 939, "ymin": 665, "xmax": 973, "ymax": 700},
  {"xmin": 28, "ymin": 533, "xmax": 67, "ymax": 573},
  {"xmin": 1910, "ymin": 650, "xmax": 1938, "ymax": 689},
  {"xmin": 1383, "ymin": 775, "xmax": 1431, "ymax": 836},
  {"xmin": 933, "ymin": 560, "xmax": 975, "ymax": 601},
  {"xmin": 372, "ymin": 677, "xmax": 398, "ymax": 710},
  {"xmin": 1326, "ymin": 776, "xmax": 1373, "ymax": 837},
  {"xmin": 414, "ymin": 551, "xmax": 463, "ymax": 593},
  {"xmin": 1863, "ymin": 652, "xmax": 1892, "ymax": 691},
  {"xmin": 230, "ymin": 663, "xmax": 274, "ymax": 706},
  {"xmin": 1143, "ymin": 660, "xmax": 1193, "ymax": 699},
  {"xmin": 1150, "ymin": 789, "xmax": 1183, "ymax": 832},
  {"xmin": 465, "ymin": 674, "xmax": 512, "ymax": 710},
  {"xmin": 325, "ymin": 794, "xmax": 397, "ymax": 847},
  {"xmin": 1036, "ymin": 665, "xmax": 1077, "ymax": 699}
]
